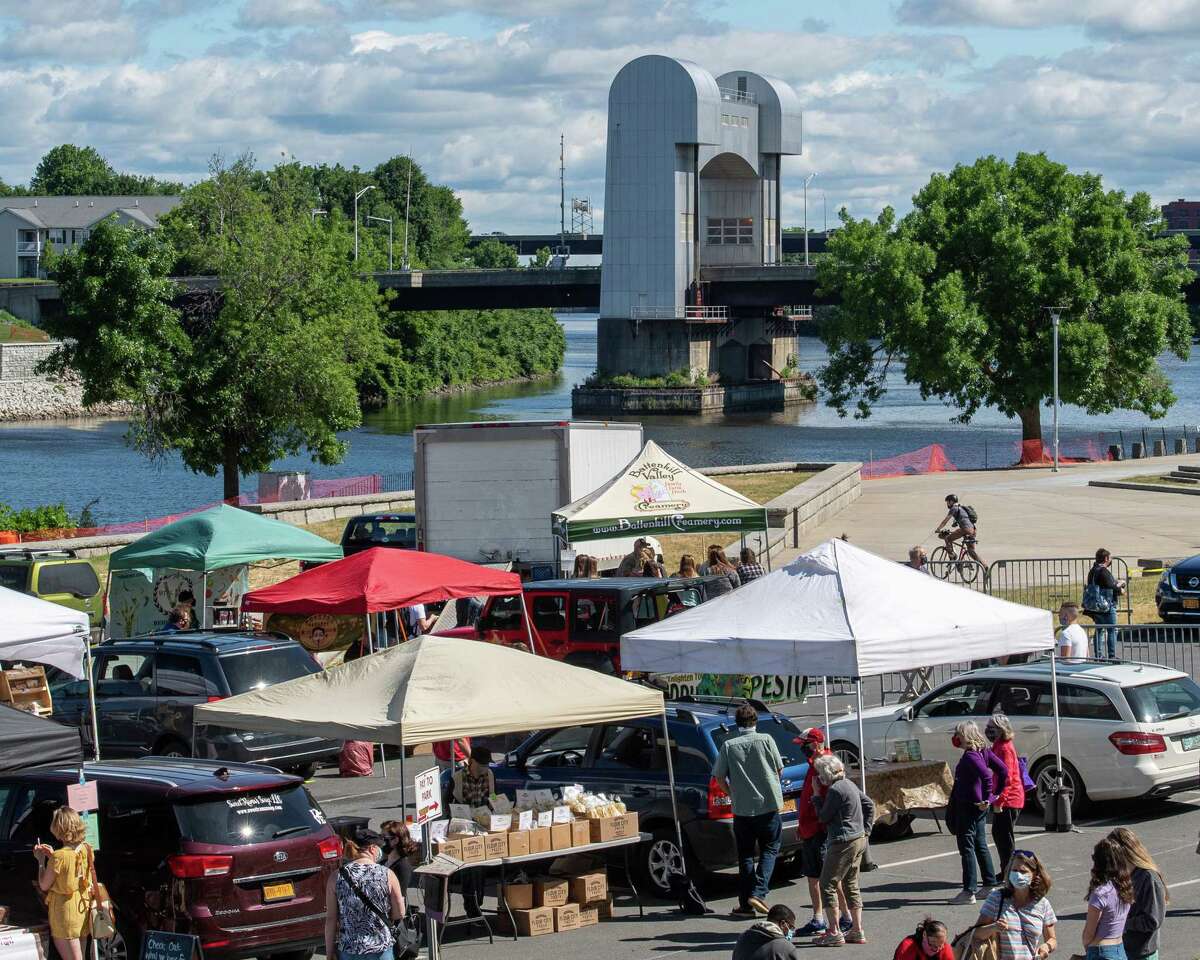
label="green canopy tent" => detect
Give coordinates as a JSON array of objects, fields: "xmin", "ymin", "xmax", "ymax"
[{"xmin": 106, "ymin": 505, "xmax": 343, "ymax": 635}]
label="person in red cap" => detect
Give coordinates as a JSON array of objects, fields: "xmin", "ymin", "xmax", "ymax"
[{"xmin": 793, "ymin": 727, "xmax": 851, "ymax": 938}]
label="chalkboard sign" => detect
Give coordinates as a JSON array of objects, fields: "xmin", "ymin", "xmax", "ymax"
[{"xmin": 140, "ymin": 931, "xmax": 201, "ymax": 960}]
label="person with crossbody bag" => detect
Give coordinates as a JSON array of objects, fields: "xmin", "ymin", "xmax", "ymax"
[
  {"xmin": 966, "ymin": 851, "xmax": 1058, "ymax": 960},
  {"xmin": 324, "ymin": 829, "xmax": 406, "ymax": 960}
]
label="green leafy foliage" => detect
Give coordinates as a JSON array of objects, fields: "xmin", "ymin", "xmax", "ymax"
[
  {"xmin": 469, "ymin": 237, "xmax": 520, "ymax": 269},
  {"xmin": 530, "ymin": 246, "xmax": 552, "ymax": 269},
  {"xmin": 28, "ymin": 143, "xmax": 182, "ymax": 196},
  {"xmin": 0, "ymin": 502, "xmax": 74, "ymax": 533},
  {"xmin": 586, "ymin": 368, "xmax": 713, "ymax": 388},
  {"xmin": 816, "ymin": 152, "xmax": 1193, "ymax": 440}
]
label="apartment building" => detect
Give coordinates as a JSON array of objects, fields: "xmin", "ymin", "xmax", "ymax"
[{"xmin": 0, "ymin": 195, "xmax": 181, "ymax": 279}]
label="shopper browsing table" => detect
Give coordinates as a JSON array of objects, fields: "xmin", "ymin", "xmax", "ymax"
[
  {"xmin": 713, "ymin": 703, "xmax": 784, "ymax": 918},
  {"xmin": 32, "ymin": 807, "xmax": 96, "ymax": 960}
]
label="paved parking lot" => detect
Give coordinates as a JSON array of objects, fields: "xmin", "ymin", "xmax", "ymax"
[{"xmin": 308, "ymin": 763, "xmax": 1200, "ymax": 960}]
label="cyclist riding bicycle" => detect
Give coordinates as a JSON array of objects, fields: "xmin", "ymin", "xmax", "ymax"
[{"xmin": 936, "ymin": 494, "xmax": 986, "ymax": 569}]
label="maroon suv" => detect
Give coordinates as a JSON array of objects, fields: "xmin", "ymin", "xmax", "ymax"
[{"xmin": 0, "ymin": 758, "xmax": 341, "ymax": 960}]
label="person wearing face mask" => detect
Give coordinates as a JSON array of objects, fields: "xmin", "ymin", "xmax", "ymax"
[
  {"xmin": 894, "ymin": 917, "xmax": 954, "ymax": 959},
  {"xmin": 972, "ymin": 851, "xmax": 1058, "ymax": 960},
  {"xmin": 948, "ymin": 720, "xmax": 1007, "ymax": 905},
  {"xmin": 732, "ymin": 904, "xmax": 801, "ymax": 960},
  {"xmin": 986, "ymin": 712, "xmax": 1025, "ymax": 875},
  {"xmin": 1057, "ymin": 603, "xmax": 1089, "ymax": 660},
  {"xmin": 791, "ymin": 728, "xmax": 852, "ymax": 938},
  {"xmin": 324, "ymin": 827, "xmax": 406, "ymax": 960}
]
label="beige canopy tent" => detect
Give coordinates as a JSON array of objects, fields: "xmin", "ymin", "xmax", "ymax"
[{"xmin": 552, "ymin": 440, "xmax": 767, "ymax": 544}]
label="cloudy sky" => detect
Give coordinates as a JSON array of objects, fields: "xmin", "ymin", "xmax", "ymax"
[{"xmin": 1, "ymin": 0, "xmax": 1198, "ymax": 234}]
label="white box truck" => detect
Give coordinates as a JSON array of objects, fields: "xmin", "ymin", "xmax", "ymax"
[{"xmin": 413, "ymin": 420, "xmax": 647, "ymax": 574}]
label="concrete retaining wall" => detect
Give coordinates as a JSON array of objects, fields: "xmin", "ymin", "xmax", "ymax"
[
  {"xmin": 0, "ymin": 342, "xmax": 58, "ymax": 381},
  {"xmin": 758, "ymin": 461, "xmax": 862, "ymax": 561},
  {"xmin": 240, "ymin": 491, "xmax": 415, "ymax": 525},
  {"xmin": 572, "ymin": 378, "xmax": 815, "ymax": 414}
]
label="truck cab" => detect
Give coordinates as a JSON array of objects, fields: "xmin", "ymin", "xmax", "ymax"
[{"xmin": 439, "ymin": 576, "xmax": 724, "ymax": 673}]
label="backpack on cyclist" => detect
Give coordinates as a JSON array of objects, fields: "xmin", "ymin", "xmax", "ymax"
[{"xmin": 963, "ymin": 504, "xmax": 978, "ymax": 525}]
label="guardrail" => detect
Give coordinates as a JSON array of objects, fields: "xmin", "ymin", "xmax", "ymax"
[{"xmin": 719, "ymin": 87, "xmax": 756, "ymax": 104}]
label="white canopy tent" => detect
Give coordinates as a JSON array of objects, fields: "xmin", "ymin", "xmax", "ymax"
[
  {"xmin": 552, "ymin": 440, "xmax": 767, "ymax": 546},
  {"xmin": 623, "ymin": 539, "xmax": 1058, "ymax": 819},
  {"xmin": 0, "ymin": 585, "xmax": 100, "ymax": 758}
]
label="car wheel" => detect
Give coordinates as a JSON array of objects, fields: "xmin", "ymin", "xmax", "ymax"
[
  {"xmin": 830, "ymin": 740, "xmax": 860, "ymax": 769},
  {"xmin": 637, "ymin": 828, "xmax": 690, "ymax": 899},
  {"xmin": 289, "ymin": 762, "xmax": 319, "ymax": 780},
  {"xmin": 1029, "ymin": 757, "xmax": 1089, "ymax": 816},
  {"xmin": 871, "ymin": 813, "xmax": 915, "ymax": 842},
  {"xmin": 98, "ymin": 925, "xmax": 135, "ymax": 960},
  {"xmin": 153, "ymin": 737, "xmax": 190, "ymax": 759}
]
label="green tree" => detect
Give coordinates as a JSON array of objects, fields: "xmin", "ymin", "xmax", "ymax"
[
  {"xmin": 45, "ymin": 157, "xmax": 390, "ymax": 500},
  {"xmin": 816, "ymin": 152, "xmax": 1193, "ymax": 443},
  {"xmin": 470, "ymin": 237, "xmax": 519, "ymax": 269},
  {"xmin": 31, "ymin": 145, "xmax": 117, "ymax": 195},
  {"xmin": 530, "ymin": 246, "xmax": 552, "ymax": 269}
]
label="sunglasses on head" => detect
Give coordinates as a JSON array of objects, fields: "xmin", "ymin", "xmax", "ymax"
[{"xmin": 1012, "ymin": 849, "xmax": 1037, "ymax": 861}]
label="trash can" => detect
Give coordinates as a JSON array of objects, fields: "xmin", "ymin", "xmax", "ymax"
[{"xmin": 1041, "ymin": 774, "xmax": 1073, "ymax": 833}]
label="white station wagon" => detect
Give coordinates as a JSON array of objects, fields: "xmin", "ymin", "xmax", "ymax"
[{"xmin": 826, "ymin": 660, "xmax": 1200, "ymax": 813}]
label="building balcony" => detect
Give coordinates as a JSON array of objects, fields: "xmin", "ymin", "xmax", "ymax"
[
  {"xmin": 719, "ymin": 87, "xmax": 756, "ymax": 104},
  {"xmin": 16, "ymin": 241, "xmax": 41, "ymax": 255}
]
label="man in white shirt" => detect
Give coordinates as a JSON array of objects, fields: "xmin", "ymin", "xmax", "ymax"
[{"xmin": 1057, "ymin": 602, "xmax": 1089, "ymax": 659}]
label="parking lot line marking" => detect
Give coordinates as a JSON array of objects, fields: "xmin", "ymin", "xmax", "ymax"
[
  {"xmin": 878, "ymin": 831, "xmax": 1050, "ymax": 870},
  {"xmin": 320, "ymin": 786, "xmax": 408, "ymax": 804},
  {"xmin": 1169, "ymin": 877, "xmax": 1200, "ymax": 890}
]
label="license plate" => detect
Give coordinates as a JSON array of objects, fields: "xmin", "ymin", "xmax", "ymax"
[
  {"xmin": 262, "ymin": 882, "xmax": 294, "ymax": 903},
  {"xmin": 1182, "ymin": 734, "xmax": 1200, "ymax": 751},
  {"xmin": 782, "ymin": 798, "xmax": 797, "ymax": 813},
  {"xmin": 1185, "ymin": 599, "xmax": 1200, "ymax": 610}
]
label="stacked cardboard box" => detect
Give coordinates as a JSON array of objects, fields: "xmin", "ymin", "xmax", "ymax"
[{"xmin": 568, "ymin": 868, "xmax": 611, "ymax": 928}]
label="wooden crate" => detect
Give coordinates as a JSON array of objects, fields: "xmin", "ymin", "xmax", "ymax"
[{"xmin": 0, "ymin": 666, "xmax": 52, "ymax": 716}]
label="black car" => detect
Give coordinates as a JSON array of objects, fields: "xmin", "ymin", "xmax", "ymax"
[
  {"xmin": 0, "ymin": 758, "xmax": 340, "ymax": 960},
  {"xmin": 485, "ymin": 696, "xmax": 809, "ymax": 897},
  {"xmin": 1157, "ymin": 556, "xmax": 1200, "ymax": 621},
  {"xmin": 300, "ymin": 513, "xmax": 416, "ymax": 570},
  {"xmin": 49, "ymin": 632, "xmax": 341, "ymax": 776}
]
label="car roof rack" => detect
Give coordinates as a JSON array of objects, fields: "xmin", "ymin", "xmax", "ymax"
[
  {"xmin": 0, "ymin": 547, "xmax": 79, "ymax": 560},
  {"xmin": 676, "ymin": 693, "xmax": 771, "ymax": 715},
  {"xmin": 1009, "ymin": 653, "xmax": 1179, "ymax": 678},
  {"xmin": 670, "ymin": 707, "xmax": 699, "ymax": 726}
]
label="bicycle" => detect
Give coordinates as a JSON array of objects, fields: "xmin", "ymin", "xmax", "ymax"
[{"xmin": 930, "ymin": 529, "xmax": 981, "ymax": 583}]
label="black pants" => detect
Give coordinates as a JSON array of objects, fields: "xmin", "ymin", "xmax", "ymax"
[
  {"xmin": 460, "ymin": 867, "xmax": 485, "ymax": 915},
  {"xmin": 991, "ymin": 807, "xmax": 1019, "ymax": 874}
]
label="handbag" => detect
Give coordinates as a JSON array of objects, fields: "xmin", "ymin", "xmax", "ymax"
[
  {"xmin": 1082, "ymin": 580, "xmax": 1111, "ymax": 614},
  {"xmin": 339, "ymin": 865, "xmax": 421, "ymax": 960},
  {"xmin": 87, "ymin": 848, "xmax": 116, "ymax": 941},
  {"xmin": 1017, "ymin": 756, "xmax": 1036, "ymax": 794},
  {"xmin": 667, "ymin": 869, "xmax": 710, "ymax": 916},
  {"xmin": 950, "ymin": 891, "xmax": 1005, "ymax": 960}
]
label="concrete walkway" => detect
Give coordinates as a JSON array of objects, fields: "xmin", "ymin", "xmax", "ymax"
[{"xmin": 776, "ymin": 453, "xmax": 1200, "ymax": 564}]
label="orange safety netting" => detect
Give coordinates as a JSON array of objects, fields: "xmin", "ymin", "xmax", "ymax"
[
  {"xmin": 862, "ymin": 443, "xmax": 958, "ymax": 479},
  {"xmin": 1016, "ymin": 439, "xmax": 1111, "ymax": 466}
]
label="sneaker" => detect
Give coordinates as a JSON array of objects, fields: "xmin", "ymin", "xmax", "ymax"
[
  {"xmin": 814, "ymin": 932, "xmax": 846, "ymax": 947},
  {"xmin": 949, "ymin": 889, "xmax": 976, "ymax": 905},
  {"xmin": 732, "ymin": 905, "xmax": 757, "ymax": 919},
  {"xmin": 795, "ymin": 918, "xmax": 827, "ymax": 937},
  {"xmin": 845, "ymin": 931, "xmax": 867, "ymax": 945},
  {"xmin": 839, "ymin": 916, "xmax": 853, "ymax": 933},
  {"xmin": 747, "ymin": 896, "xmax": 769, "ymax": 916}
]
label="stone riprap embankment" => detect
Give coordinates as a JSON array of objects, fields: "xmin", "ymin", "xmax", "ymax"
[{"xmin": 0, "ymin": 342, "xmax": 130, "ymax": 421}]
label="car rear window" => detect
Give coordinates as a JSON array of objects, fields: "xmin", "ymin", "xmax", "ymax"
[
  {"xmin": 709, "ymin": 715, "xmax": 806, "ymax": 766},
  {"xmin": 219, "ymin": 646, "xmax": 320, "ymax": 694},
  {"xmin": 37, "ymin": 562, "xmax": 99, "ymax": 598},
  {"xmin": 1125, "ymin": 677, "xmax": 1200, "ymax": 723},
  {"xmin": 174, "ymin": 786, "xmax": 326, "ymax": 845},
  {"xmin": 345, "ymin": 518, "xmax": 416, "ymax": 546},
  {"xmin": 0, "ymin": 565, "xmax": 28, "ymax": 592}
]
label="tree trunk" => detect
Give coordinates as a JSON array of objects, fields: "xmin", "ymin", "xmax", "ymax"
[
  {"xmin": 222, "ymin": 437, "xmax": 240, "ymax": 503},
  {"xmin": 1017, "ymin": 405, "xmax": 1042, "ymax": 443}
]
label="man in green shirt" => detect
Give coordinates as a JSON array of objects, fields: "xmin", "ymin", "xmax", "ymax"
[{"xmin": 713, "ymin": 704, "xmax": 784, "ymax": 918}]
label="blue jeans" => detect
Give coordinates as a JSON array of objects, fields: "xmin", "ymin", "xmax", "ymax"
[
  {"xmin": 733, "ymin": 811, "xmax": 782, "ymax": 906},
  {"xmin": 1093, "ymin": 607, "xmax": 1118, "ymax": 658},
  {"xmin": 1086, "ymin": 945, "xmax": 1127, "ymax": 960},
  {"xmin": 340, "ymin": 952, "xmax": 391, "ymax": 960},
  {"xmin": 955, "ymin": 807, "xmax": 996, "ymax": 892}
]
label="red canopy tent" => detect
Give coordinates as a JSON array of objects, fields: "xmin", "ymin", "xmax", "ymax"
[{"xmin": 241, "ymin": 546, "xmax": 522, "ymax": 615}]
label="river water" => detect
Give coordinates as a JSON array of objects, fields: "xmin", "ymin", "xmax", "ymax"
[{"xmin": 2, "ymin": 314, "xmax": 1199, "ymax": 523}]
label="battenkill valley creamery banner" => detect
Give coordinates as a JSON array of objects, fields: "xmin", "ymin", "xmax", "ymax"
[{"xmin": 552, "ymin": 440, "xmax": 768, "ymax": 543}]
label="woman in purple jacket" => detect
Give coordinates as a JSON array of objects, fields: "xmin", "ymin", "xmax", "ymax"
[{"xmin": 948, "ymin": 720, "xmax": 1008, "ymax": 905}]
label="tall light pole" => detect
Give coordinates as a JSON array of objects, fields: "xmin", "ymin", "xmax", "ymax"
[
  {"xmin": 367, "ymin": 215, "xmax": 393, "ymax": 271},
  {"xmin": 803, "ymin": 172, "xmax": 818, "ymax": 265},
  {"xmin": 353, "ymin": 185, "xmax": 375, "ymax": 261}
]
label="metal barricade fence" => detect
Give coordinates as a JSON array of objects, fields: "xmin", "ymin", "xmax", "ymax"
[
  {"xmin": 1081, "ymin": 623, "xmax": 1200, "ymax": 680},
  {"xmin": 983, "ymin": 557, "xmax": 1132, "ymax": 623}
]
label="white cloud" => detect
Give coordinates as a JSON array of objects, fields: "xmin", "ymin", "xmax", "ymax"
[
  {"xmin": 897, "ymin": 0, "xmax": 1200, "ymax": 35},
  {"xmin": 236, "ymin": 0, "xmax": 344, "ymax": 29}
]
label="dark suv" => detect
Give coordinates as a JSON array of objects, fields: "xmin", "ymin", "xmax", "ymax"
[
  {"xmin": 49, "ymin": 633, "xmax": 341, "ymax": 776},
  {"xmin": 300, "ymin": 513, "xmax": 416, "ymax": 570},
  {"xmin": 0, "ymin": 758, "xmax": 341, "ymax": 960},
  {"xmin": 486, "ymin": 697, "xmax": 809, "ymax": 897}
]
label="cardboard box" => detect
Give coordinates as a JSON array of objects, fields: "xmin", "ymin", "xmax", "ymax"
[
  {"xmin": 478, "ymin": 813, "xmax": 512, "ymax": 832},
  {"xmin": 588, "ymin": 812, "xmax": 639, "ymax": 843},
  {"xmin": 577, "ymin": 905, "xmax": 599, "ymax": 927},
  {"xmin": 553, "ymin": 903, "xmax": 580, "ymax": 932},
  {"xmin": 570, "ymin": 820, "xmax": 590, "ymax": 847},
  {"xmin": 528, "ymin": 826, "xmax": 552, "ymax": 854},
  {"xmin": 501, "ymin": 883, "xmax": 534, "ymax": 911},
  {"xmin": 433, "ymin": 838, "xmax": 462, "ymax": 859},
  {"xmin": 506, "ymin": 830, "xmax": 530, "ymax": 857},
  {"xmin": 534, "ymin": 877, "xmax": 569, "ymax": 908},
  {"xmin": 451, "ymin": 834, "xmax": 486, "ymax": 863},
  {"xmin": 484, "ymin": 832, "xmax": 508, "ymax": 859},
  {"xmin": 550, "ymin": 822, "xmax": 573, "ymax": 850},
  {"xmin": 568, "ymin": 871, "xmax": 607, "ymax": 904},
  {"xmin": 593, "ymin": 894, "xmax": 615, "ymax": 920},
  {"xmin": 513, "ymin": 907, "xmax": 554, "ymax": 937}
]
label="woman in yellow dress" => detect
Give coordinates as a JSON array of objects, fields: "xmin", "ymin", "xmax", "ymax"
[{"xmin": 32, "ymin": 806, "xmax": 94, "ymax": 960}]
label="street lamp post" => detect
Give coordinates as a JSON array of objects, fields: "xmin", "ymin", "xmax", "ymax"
[
  {"xmin": 803, "ymin": 172, "xmax": 818, "ymax": 266},
  {"xmin": 367, "ymin": 215, "xmax": 393, "ymax": 271},
  {"xmin": 353, "ymin": 185, "xmax": 375, "ymax": 261}
]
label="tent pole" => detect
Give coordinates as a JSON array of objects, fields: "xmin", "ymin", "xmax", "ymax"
[
  {"xmin": 854, "ymin": 680, "xmax": 867, "ymax": 795},
  {"xmin": 660, "ymin": 711, "xmax": 685, "ymax": 860},
  {"xmin": 521, "ymin": 594, "xmax": 545, "ymax": 657},
  {"xmin": 822, "ymin": 676, "xmax": 830, "ymax": 739},
  {"xmin": 101, "ymin": 570, "xmax": 112, "ymax": 641},
  {"xmin": 200, "ymin": 572, "xmax": 208, "ymax": 629},
  {"xmin": 85, "ymin": 639, "xmax": 101, "ymax": 762},
  {"xmin": 1050, "ymin": 647, "xmax": 1062, "ymax": 779},
  {"xmin": 398, "ymin": 731, "xmax": 407, "ymax": 822},
  {"xmin": 365, "ymin": 614, "xmax": 387, "ymax": 777},
  {"xmin": 763, "ymin": 533, "xmax": 771, "ymax": 572}
]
